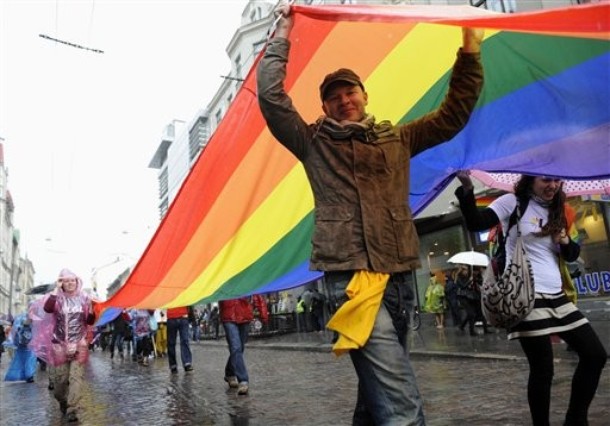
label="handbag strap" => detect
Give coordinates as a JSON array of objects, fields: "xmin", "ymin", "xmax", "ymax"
[
  {"xmin": 514, "ymin": 198, "xmax": 523, "ymax": 237},
  {"xmin": 499, "ymin": 196, "xmax": 529, "ymax": 245}
]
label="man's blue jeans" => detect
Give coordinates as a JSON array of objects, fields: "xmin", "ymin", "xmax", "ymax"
[
  {"xmin": 109, "ymin": 333, "xmax": 125, "ymax": 357},
  {"xmin": 222, "ymin": 321, "xmax": 250, "ymax": 383},
  {"xmin": 167, "ymin": 318, "xmax": 192, "ymax": 369},
  {"xmin": 325, "ymin": 271, "xmax": 425, "ymax": 426},
  {"xmin": 192, "ymin": 322, "xmax": 201, "ymax": 341}
]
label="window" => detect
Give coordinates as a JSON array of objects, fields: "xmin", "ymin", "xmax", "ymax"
[
  {"xmin": 158, "ymin": 168, "xmax": 168, "ymax": 200},
  {"xmin": 189, "ymin": 117, "xmax": 209, "ymax": 162},
  {"xmin": 253, "ymin": 39, "xmax": 266, "ymax": 55},
  {"xmin": 234, "ymin": 54, "xmax": 242, "ymax": 80},
  {"xmin": 215, "ymin": 109, "xmax": 223, "ymax": 127},
  {"xmin": 484, "ymin": 0, "xmax": 517, "ymax": 13},
  {"xmin": 159, "ymin": 198, "xmax": 169, "ymax": 219}
]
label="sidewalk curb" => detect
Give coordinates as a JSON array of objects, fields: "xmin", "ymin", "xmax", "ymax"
[
  {"xmin": 410, "ymin": 350, "xmax": 526, "ymax": 362},
  {"xmin": 241, "ymin": 341, "xmax": 603, "ymax": 363},
  {"xmin": 239, "ymin": 341, "xmax": 530, "ymax": 361}
]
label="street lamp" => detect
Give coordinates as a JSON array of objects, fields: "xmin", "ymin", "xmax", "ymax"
[
  {"xmin": 91, "ymin": 257, "xmax": 121, "ymax": 293},
  {"xmin": 91, "ymin": 253, "xmax": 135, "ymax": 300}
]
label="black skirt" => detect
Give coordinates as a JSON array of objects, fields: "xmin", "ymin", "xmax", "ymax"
[{"xmin": 508, "ymin": 292, "xmax": 588, "ymax": 340}]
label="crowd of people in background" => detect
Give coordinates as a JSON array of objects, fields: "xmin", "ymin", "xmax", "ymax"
[
  {"xmin": 423, "ymin": 266, "xmax": 491, "ymax": 335},
  {"xmin": 295, "ymin": 287, "xmax": 326, "ymax": 333},
  {"xmin": 1, "ymin": 288, "xmax": 294, "ymax": 383},
  {"xmin": 5, "ymin": 270, "xmax": 494, "ymax": 402},
  {"xmin": 3, "ymin": 260, "xmax": 565, "ymax": 392}
]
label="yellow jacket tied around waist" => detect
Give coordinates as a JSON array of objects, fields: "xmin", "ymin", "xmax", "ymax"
[{"xmin": 327, "ymin": 271, "xmax": 390, "ymax": 356}]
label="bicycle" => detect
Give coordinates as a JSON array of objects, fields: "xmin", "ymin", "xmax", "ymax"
[
  {"xmin": 410, "ymin": 270, "xmax": 422, "ymax": 331},
  {"xmin": 410, "ymin": 304, "xmax": 422, "ymax": 331}
]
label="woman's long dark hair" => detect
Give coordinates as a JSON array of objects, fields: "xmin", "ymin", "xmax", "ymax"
[{"xmin": 514, "ymin": 175, "xmax": 567, "ymax": 237}]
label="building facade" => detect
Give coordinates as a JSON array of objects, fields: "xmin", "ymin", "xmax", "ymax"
[
  {"xmin": 148, "ymin": 1, "xmax": 275, "ymax": 218},
  {"xmin": 0, "ymin": 140, "xmax": 35, "ymax": 319}
]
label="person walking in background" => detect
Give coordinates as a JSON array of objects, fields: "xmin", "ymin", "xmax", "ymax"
[
  {"xmin": 424, "ymin": 272, "xmax": 445, "ymax": 329},
  {"xmin": 279, "ymin": 292, "xmax": 296, "ymax": 315},
  {"xmin": 311, "ymin": 288, "xmax": 326, "ymax": 332},
  {"xmin": 0, "ymin": 324, "xmax": 5, "ymax": 364},
  {"xmin": 300, "ymin": 288, "xmax": 314, "ymax": 331},
  {"xmin": 257, "ymin": 3, "xmax": 483, "ymax": 423},
  {"xmin": 98, "ymin": 322, "xmax": 112, "ymax": 353},
  {"xmin": 191, "ymin": 308, "xmax": 202, "ymax": 342},
  {"xmin": 455, "ymin": 171, "xmax": 607, "ymax": 425},
  {"xmin": 109, "ymin": 309, "xmax": 131, "ymax": 360},
  {"xmin": 219, "ymin": 295, "xmax": 269, "ymax": 395},
  {"xmin": 41, "ymin": 269, "xmax": 95, "ymax": 423},
  {"xmin": 155, "ymin": 311, "xmax": 168, "ymax": 358},
  {"xmin": 209, "ymin": 306, "xmax": 220, "ymax": 339},
  {"xmin": 166, "ymin": 306, "xmax": 194, "ymax": 374},
  {"xmin": 123, "ymin": 320, "xmax": 133, "ymax": 359},
  {"xmin": 445, "ymin": 269, "xmax": 461, "ymax": 327},
  {"xmin": 295, "ymin": 296, "xmax": 307, "ymax": 332},
  {"xmin": 471, "ymin": 266, "xmax": 491, "ymax": 334},
  {"xmin": 130, "ymin": 308, "xmax": 155, "ymax": 366},
  {"xmin": 455, "ymin": 265, "xmax": 479, "ymax": 336},
  {"xmin": 3, "ymin": 313, "xmax": 37, "ymax": 383},
  {"xmin": 201, "ymin": 308, "xmax": 210, "ymax": 336}
]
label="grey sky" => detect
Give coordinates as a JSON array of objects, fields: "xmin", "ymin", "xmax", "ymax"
[{"xmin": 0, "ymin": 0, "xmax": 249, "ymax": 293}]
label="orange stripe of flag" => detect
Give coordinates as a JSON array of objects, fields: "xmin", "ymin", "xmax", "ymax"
[
  {"xmin": 101, "ymin": 20, "xmax": 340, "ymax": 310},
  {"xmin": 136, "ymin": 20, "xmax": 419, "ymax": 308}
]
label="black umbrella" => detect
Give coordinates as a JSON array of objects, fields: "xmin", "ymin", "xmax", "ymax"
[{"xmin": 26, "ymin": 283, "xmax": 55, "ymax": 295}]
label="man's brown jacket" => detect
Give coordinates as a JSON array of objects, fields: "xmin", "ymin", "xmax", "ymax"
[{"xmin": 257, "ymin": 38, "xmax": 484, "ymax": 274}]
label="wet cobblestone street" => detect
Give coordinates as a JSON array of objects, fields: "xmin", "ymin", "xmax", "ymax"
[{"xmin": 1, "ymin": 338, "xmax": 608, "ymax": 425}]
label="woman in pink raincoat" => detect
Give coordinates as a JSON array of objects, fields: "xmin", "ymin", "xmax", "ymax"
[{"xmin": 43, "ymin": 269, "xmax": 95, "ymax": 423}]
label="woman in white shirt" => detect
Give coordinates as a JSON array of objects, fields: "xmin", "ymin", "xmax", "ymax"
[{"xmin": 455, "ymin": 172, "xmax": 606, "ymax": 426}]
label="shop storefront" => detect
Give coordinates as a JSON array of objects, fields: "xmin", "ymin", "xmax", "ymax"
[
  {"xmin": 414, "ymin": 195, "xmax": 610, "ymax": 303},
  {"xmin": 566, "ymin": 195, "xmax": 610, "ymax": 298}
]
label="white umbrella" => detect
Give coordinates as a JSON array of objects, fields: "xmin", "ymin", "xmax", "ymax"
[{"xmin": 447, "ymin": 250, "xmax": 489, "ymax": 267}]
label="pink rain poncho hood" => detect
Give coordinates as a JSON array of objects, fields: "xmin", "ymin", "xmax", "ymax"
[{"xmin": 30, "ymin": 269, "xmax": 93, "ymax": 366}]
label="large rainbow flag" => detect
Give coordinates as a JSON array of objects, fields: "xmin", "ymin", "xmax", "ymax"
[{"xmin": 98, "ymin": 3, "xmax": 610, "ymax": 314}]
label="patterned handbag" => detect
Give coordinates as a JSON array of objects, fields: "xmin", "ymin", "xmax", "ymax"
[{"xmin": 481, "ymin": 201, "xmax": 535, "ymax": 328}]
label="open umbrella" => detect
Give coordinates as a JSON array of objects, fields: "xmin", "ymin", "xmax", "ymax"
[
  {"xmin": 470, "ymin": 171, "xmax": 610, "ymax": 197},
  {"xmin": 25, "ymin": 283, "xmax": 56, "ymax": 296},
  {"xmin": 448, "ymin": 251, "xmax": 489, "ymax": 267}
]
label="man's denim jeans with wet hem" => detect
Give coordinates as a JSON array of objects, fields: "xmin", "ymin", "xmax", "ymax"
[
  {"xmin": 223, "ymin": 322, "xmax": 250, "ymax": 383},
  {"xmin": 167, "ymin": 318, "xmax": 193, "ymax": 369},
  {"xmin": 325, "ymin": 271, "xmax": 425, "ymax": 426}
]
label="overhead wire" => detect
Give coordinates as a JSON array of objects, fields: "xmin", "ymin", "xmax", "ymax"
[
  {"xmin": 41, "ymin": 0, "xmax": 104, "ymax": 54},
  {"xmin": 38, "ymin": 34, "xmax": 104, "ymax": 54}
]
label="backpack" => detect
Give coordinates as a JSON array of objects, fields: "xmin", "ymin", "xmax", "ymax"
[{"xmin": 489, "ymin": 196, "xmax": 529, "ymax": 279}]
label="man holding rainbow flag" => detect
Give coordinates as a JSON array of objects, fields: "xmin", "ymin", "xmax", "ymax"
[{"xmin": 257, "ymin": 2, "xmax": 484, "ymax": 424}]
